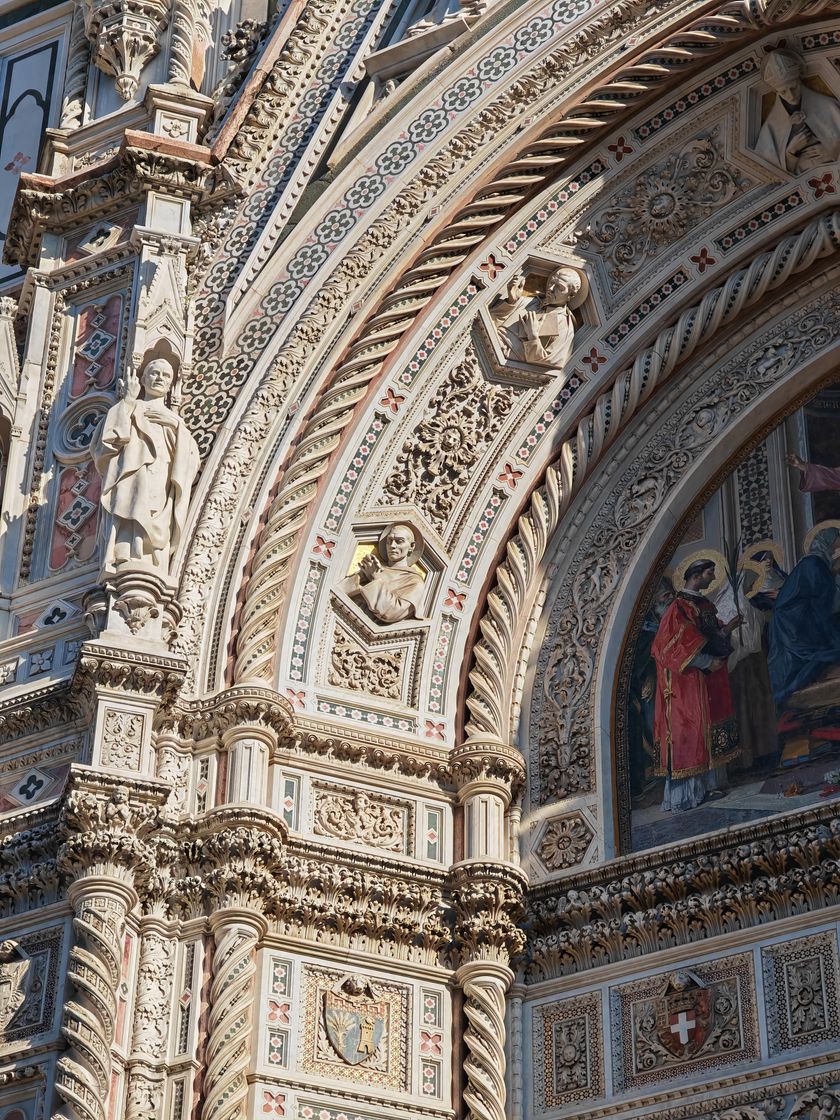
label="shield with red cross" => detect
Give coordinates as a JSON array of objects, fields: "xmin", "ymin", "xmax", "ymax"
[{"xmin": 655, "ymin": 974, "xmax": 712, "ymax": 1059}]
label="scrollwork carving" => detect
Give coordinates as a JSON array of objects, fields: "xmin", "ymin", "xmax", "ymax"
[
  {"xmin": 381, "ymin": 349, "xmax": 518, "ymax": 529},
  {"xmin": 312, "ymin": 785, "xmax": 409, "ymax": 853},
  {"xmin": 576, "ymin": 130, "xmax": 749, "ymax": 286},
  {"xmin": 327, "ymin": 628, "xmax": 404, "ymax": 698}
]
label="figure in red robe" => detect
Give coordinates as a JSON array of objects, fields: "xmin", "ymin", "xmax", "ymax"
[
  {"xmin": 788, "ymin": 452, "xmax": 840, "ymax": 495},
  {"xmin": 653, "ymin": 558, "xmax": 741, "ymax": 811}
]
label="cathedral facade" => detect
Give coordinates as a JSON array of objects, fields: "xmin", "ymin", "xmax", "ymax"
[{"xmin": 1, "ymin": 0, "xmax": 840, "ymax": 1117}]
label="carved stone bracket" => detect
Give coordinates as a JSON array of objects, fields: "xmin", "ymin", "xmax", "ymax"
[{"xmin": 80, "ymin": 0, "xmax": 171, "ymax": 101}]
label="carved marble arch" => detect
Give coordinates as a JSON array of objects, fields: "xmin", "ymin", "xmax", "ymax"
[
  {"xmin": 518, "ymin": 268, "xmax": 840, "ymax": 881},
  {"xmin": 173, "ymin": 0, "xmax": 840, "ymax": 698}
]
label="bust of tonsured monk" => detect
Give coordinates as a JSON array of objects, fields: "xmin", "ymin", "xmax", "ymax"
[{"xmin": 339, "ymin": 523, "xmax": 425, "ymax": 623}]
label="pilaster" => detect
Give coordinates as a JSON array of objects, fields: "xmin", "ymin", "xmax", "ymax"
[{"xmin": 451, "ymin": 738, "xmax": 527, "ymax": 1120}]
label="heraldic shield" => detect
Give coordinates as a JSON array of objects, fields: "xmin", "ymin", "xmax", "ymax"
[
  {"xmin": 324, "ymin": 976, "xmax": 388, "ymax": 1066},
  {"xmin": 655, "ymin": 972, "xmax": 712, "ymax": 1059}
]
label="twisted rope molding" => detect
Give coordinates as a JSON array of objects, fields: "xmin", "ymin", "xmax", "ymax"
[
  {"xmin": 461, "ymin": 972, "xmax": 509, "ymax": 1120},
  {"xmin": 54, "ymin": 892, "xmax": 129, "ymax": 1120},
  {"xmin": 464, "ymin": 209, "xmax": 840, "ymax": 745},
  {"xmin": 202, "ymin": 920, "xmax": 260, "ymax": 1120},
  {"xmin": 226, "ymin": 0, "xmax": 815, "ymax": 683}
]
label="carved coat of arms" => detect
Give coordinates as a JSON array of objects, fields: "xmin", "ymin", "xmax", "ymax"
[
  {"xmin": 324, "ymin": 976, "xmax": 388, "ymax": 1066},
  {"xmin": 654, "ymin": 972, "xmax": 712, "ymax": 1059}
]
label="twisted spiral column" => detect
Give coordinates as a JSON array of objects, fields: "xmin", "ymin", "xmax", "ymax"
[
  {"xmin": 60, "ymin": 6, "xmax": 90, "ymax": 130},
  {"xmin": 466, "ymin": 208, "xmax": 840, "ymax": 743},
  {"xmin": 168, "ymin": 0, "xmax": 210, "ymax": 86},
  {"xmin": 202, "ymin": 911, "xmax": 266, "ymax": 1120},
  {"xmin": 457, "ymin": 962, "xmax": 513, "ymax": 1120},
  {"xmin": 53, "ymin": 878, "xmax": 137, "ymax": 1120}
]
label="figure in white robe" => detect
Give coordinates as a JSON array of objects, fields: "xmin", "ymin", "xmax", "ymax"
[
  {"xmin": 339, "ymin": 523, "xmax": 425, "ymax": 623},
  {"xmin": 755, "ymin": 49, "xmax": 840, "ymax": 173},
  {"xmin": 94, "ymin": 358, "xmax": 199, "ymax": 574},
  {"xmin": 490, "ymin": 265, "xmax": 585, "ymax": 367}
]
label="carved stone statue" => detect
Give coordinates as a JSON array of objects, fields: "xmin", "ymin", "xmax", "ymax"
[
  {"xmin": 338, "ymin": 523, "xmax": 425, "ymax": 623},
  {"xmin": 94, "ymin": 357, "xmax": 199, "ymax": 575},
  {"xmin": 490, "ymin": 265, "xmax": 586, "ymax": 367},
  {"xmin": 755, "ymin": 49, "xmax": 840, "ymax": 173}
]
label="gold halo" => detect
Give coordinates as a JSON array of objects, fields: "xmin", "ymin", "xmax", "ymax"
[
  {"xmin": 743, "ymin": 538, "xmax": 783, "ymax": 566},
  {"xmin": 671, "ymin": 548, "xmax": 729, "ymax": 594},
  {"xmin": 546, "ymin": 264, "xmax": 589, "ymax": 310},
  {"xmin": 803, "ymin": 519, "xmax": 840, "ymax": 556}
]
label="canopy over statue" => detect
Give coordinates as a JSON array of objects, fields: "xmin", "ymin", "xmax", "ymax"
[{"xmin": 94, "ymin": 357, "xmax": 200, "ymax": 576}]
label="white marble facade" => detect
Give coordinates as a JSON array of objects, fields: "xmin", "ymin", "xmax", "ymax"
[{"xmin": 1, "ymin": 1, "xmax": 840, "ymax": 1120}]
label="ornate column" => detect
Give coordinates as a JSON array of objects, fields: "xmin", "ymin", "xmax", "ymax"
[
  {"xmin": 222, "ymin": 724, "xmax": 274, "ymax": 806},
  {"xmin": 53, "ymin": 778, "xmax": 161, "ymax": 1120},
  {"xmin": 124, "ymin": 923, "xmax": 176, "ymax": 1119},
  {"xmin": 213, "ymin": 687, "xmax": 293, "ymax": 808},
  {"xmin": 192, "ymin": 808, "xmax": 286, "ymax": 1120},
  {"xmin": 202, "ymin": 910, "xmax": 267, "ymax": 1120},
  {"xmin": 451, "ymin": 742, "xmax": 526, "ymax": 1120}
]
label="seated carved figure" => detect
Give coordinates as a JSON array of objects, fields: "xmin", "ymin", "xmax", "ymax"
[
  {"xmin": 339, "ymin": 523, "xmax": 425, "ymax": 623},
  {"xmin": 755, "ymin": 49, "xmax": 840, "ymax": 173},
  {"xmin": 490, "ymin": 265, "xmax": 585, "ymax": 368}
]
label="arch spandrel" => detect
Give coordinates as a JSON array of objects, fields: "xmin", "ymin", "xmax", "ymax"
[{"xmin": 174, "ymin": 0, "xmax": 827, "ymax": 693}]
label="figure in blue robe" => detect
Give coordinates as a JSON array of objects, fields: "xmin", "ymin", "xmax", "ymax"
[{"xmin": 768, "ymin": 527, "xmax": 840, "ymax": 706}]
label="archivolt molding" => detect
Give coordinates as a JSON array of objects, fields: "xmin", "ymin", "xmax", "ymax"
[
  {"xmin": 179, "ymin": 0, "xmax": 833, "ymax": 689},
  {"xmin": 464, "ymin": 210, "xmax": 840, "ymax": 770}
]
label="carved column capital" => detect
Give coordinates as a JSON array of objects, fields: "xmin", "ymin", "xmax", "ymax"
[
  {"xmin": 450, "ymin": 861, "xmax": 527, "ymax": 966},
  {"xmin": 450, "ymin": 738, "xmax": 525, "ymax": 804}
]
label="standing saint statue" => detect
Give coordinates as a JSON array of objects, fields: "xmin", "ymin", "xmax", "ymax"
[
  {"xmin": 490, "ymin": 265, "xmax": 585, "ymax": 367},
  {"xmin": 339, "ymin": 523, "xmax": 425, "ymax": 623},
  {"xmin": 755, "ymin": 49, "xmax": 840, "ymax": 173},
  {"xmin": 94, "ymin": 357, "xmax": 200, "ymax": 575}
]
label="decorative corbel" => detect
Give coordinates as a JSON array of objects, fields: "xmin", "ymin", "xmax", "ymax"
[{"xmin": 77, "ymin": 0, "xmax": 171, "ymax": 101}]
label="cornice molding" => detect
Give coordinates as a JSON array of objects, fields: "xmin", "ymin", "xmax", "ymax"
[{"xmin": 526, "ymin": 801, "xmax": 840, "ymax": 980}]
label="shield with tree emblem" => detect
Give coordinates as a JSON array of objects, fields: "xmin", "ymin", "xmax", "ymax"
[{"xmin": 324, "ymin": 976, "xmax": 388, "ymax": 1066}]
